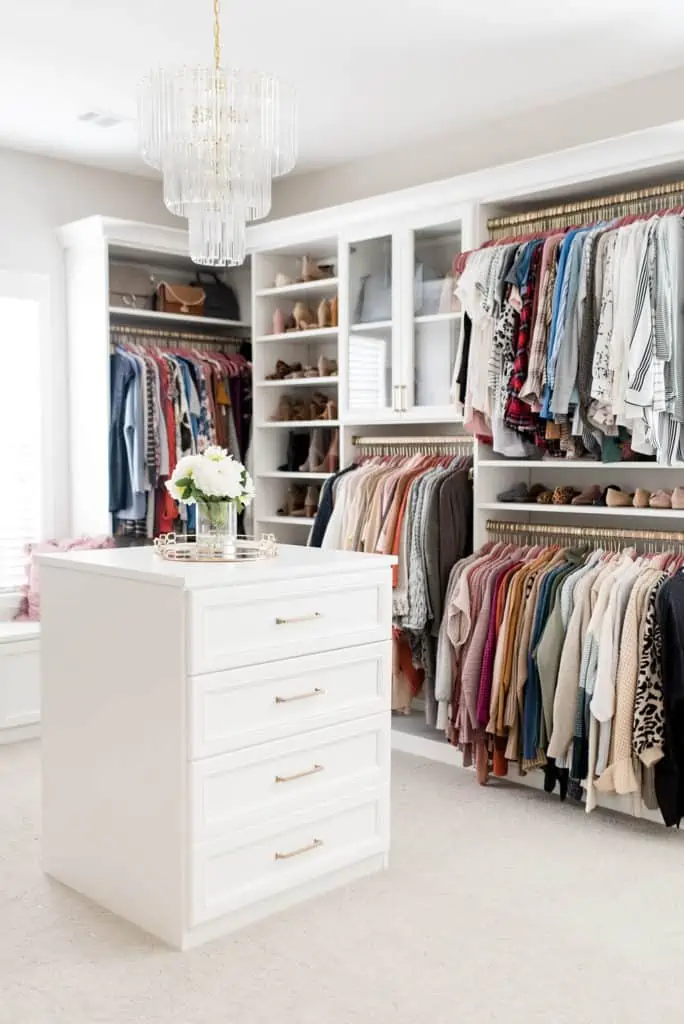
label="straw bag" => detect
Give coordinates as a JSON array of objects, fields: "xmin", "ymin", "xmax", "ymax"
[{"xmin": 155, "ymin": 282, "xmax": 206, "ymax": 316}]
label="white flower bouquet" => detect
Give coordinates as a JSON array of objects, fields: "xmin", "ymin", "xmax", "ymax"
[
  {"xmin": 166, "ymin": 446, "xmax": 255, "ymax": 511},
  {"xmin": 166, "ymin": 447, "xmax": 254, "ymax": 551}
]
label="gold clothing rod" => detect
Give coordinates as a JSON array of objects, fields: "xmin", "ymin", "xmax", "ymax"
[
  {"xmin": 110, "ymin": 323, "xmax": 244, "ymax": 346},
  {"xmin": 352, "ymin": 435, "xmax": 474, "ymax": 448},
  {"xmin": 486, "ymin": 519, "xmax": 684, "ymax": 545},
  {"xmin": 486, "ymin": 178, "xmax": 684, "ymax": 236}
]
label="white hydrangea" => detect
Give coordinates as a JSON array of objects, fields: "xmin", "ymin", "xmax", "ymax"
[{"xmin": 165, "ymin": 447, "xmax": 254, "ymax": 508}]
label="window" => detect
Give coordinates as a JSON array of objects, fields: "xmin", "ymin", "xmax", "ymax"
[{"xmin": 0, "ymin": 275, "xmax": 46, "ymax": 598}]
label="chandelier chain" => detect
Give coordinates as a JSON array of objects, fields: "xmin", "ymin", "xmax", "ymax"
[{"xmin": 213, "ymin": 0, "xmax": 221, "ymax": 71}]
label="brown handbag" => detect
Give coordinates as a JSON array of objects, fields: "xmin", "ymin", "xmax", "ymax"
[{"xmin": 155, "ymin": 281, "xmax": 206, "ymax": 316}]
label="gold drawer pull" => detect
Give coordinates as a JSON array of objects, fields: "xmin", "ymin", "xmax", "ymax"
[
  {"xmin": 275, "ymin": 612, "xmax": 322, "ymax": 626},
  {"xmin": 274, "ymin": 687, "xmax": 325, "ymax": 704},
  {"xmin": 274, "ymin": 838, "xmax": 323, "ymax": 861},
  {"xmin": 275, "ymin": 764, "xmax": 324, "ymax": 784}
]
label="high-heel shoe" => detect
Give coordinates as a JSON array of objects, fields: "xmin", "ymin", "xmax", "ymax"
[
  {"xmin": 317, "ymin": 299, "xmax": 332, "ymax": 328},
  {"xmin": 300, "ymin": 257, "xmax": 330, "ymax": 282},
  {"xmin": 270, "ymin": 396, "xmax": 293, "ymax": 421},
  {"xmin": 266, "ymin": 359, "xmax": 296, "ymax": 380},
  {"xmin": 329, "ymin": 296, "xmax": 339, "ymax": 327},
  {"xmin": 317, "ymin": 354, "xmax": 338, "ymax": 378},
  {"xmin": 277, "ymin": 484, "xmax": 307, "ymax": 517},
  {"xmin": 309, "ymin": 392, "xmax": 329, "ymax": 420},
  {"xmin": 304, "ymin": 486, "xmax": 319, "ymax": 518},
  {"xmin": 322, "ymin": 399, "xmax": 337, "ymax": 421},
  {"xmin": 290, "ymin": 301, "xmax": 316, "ymax": 330},
  {"xmin": 272, "ymin": 308, "xmax": 286, "ymax": 335}
]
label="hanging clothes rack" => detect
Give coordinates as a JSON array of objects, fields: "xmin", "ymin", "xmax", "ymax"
[
  {"xmin": 486, "ymin": 177, "xmax": 684, "ymax": 238},
  {"xmin": 352, "ymin": 434, "xmax": 474, "ymax": 457},
  {"xmin": 486, "ymin": 519, "xmax": 684, "ymax": 551},
  {"xmin": 110, "ymin": 323, "xmax": 246, "ymax": 349}
]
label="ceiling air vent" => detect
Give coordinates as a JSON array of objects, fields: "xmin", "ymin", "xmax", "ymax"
[{"xmin": 78, "ymin": 110, "xmax": 124, "ymax": 129}]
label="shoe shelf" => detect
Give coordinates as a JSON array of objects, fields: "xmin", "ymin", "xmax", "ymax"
[
  {"xmin": 256, "ymin": 327, "xmax": 338, "ymax": 343},
  {"xmin": 256, "ymin": 278, "xmax": 339, "ymax": 299},
  {"xmin": 259, "ymin": 515, "xmax": 316, "ymax": 527},
  {"xmin": 477, "ymin": 502, "xmax": 684, "ymax": 518},
  {"xmin": 258, "ymin": 419, "xmax": 340, "ymax": 429},
  {"xmin": 257, "ymin": 376, "xmax": 339, "ymax": 388},
  {"xmin": 252, "ymin": 242, "xmax": 340, "ymax": 545}
]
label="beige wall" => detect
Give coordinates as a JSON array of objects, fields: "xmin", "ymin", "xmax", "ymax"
[{"xmin": 271, "ymin": 65, "xmax": 684, "ymax": 219}]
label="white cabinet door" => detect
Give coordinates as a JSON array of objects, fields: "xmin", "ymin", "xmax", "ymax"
[
  {"xmin": 399, "ymin": 206, "xmax": 466, "ymax": 422},
  {"xmin": 342, "ymin": 228, "xmax": 402, "ymax": 422}
]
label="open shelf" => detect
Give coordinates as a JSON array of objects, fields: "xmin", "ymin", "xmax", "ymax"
[
  {"xmin": 258, "ymin": 471, "xmax": 332, "ymax": 481},
  {"xmin": 414, "ymin": 312, "xmax": 461, "ymax": 325},
  {"xmin": 258, "ymin": 419, "xmax": 340, "ymax": 429},
  {"xmin": 259, "ymin": 515, "xmax": 316, "ymax": 527},
  {"xmin": 256, "ymin": 377, "xmax": 338, "ymax": 389},
  {"xmin": 255, "ymin": 327, "xmax": 338, "ymax": 343},
  {"xmin": 478, "ymin": 459, "xmax": 666, "ymax": 470},
  {"xmin": 478, "ymin": 502, "xmax": 684, "ymax": 518},
  {"xmin": 109, "ymin": 306, "xmax": 249, "ymax": 330},
  {"xmin": 256, "ymin": 278, "xmax": 338, "ymax": 298},
  {"xmin": 350, "ymin": 320, "xmax": 392, "ymax": 331}
]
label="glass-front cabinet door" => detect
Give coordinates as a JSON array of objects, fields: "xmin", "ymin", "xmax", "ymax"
[
  {"xmin": 400, "ymin": 212, "xmax": 464, "ymax": 420},
  {"xmin": 343, "ymin": 232, "xmax": 401, "ymax": 421}
]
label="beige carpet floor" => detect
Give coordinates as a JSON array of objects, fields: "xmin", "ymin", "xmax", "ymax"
[{"xmin": 1, "ymin": 740, "xmax": 683, "ymax": 1023}]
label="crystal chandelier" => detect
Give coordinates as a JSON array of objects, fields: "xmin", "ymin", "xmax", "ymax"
[{"xmin": 137, "ymin": 0, "xmax": 297, "ymax": 266}]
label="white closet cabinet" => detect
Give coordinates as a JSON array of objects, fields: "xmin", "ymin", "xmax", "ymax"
[
  {"xmin": 40, "ymin": 544, "xmax": 394, "ymax": 950},
  {"xmin": 341, "ymin": 204, "xmax": 470, "ymax": 425}
]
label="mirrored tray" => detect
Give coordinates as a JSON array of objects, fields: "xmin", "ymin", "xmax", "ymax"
[{"xmin": 153, "ymin": 533, "xmax": 278, "ymax": 563}]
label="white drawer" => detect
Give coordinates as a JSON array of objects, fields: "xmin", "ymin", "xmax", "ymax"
[
  {"xmin": 189, "ymin": 788, "xmax": 388, "ymax": 926},
  {"xmin": 189, "ymin": 641, "xmax": 390, "ymax": 759},
  {"xmin": 187, "ymin": 570, "xmax": 391, "ymax": 674},
  {"xmin": 190, "ymin": 715, "xmax": 390, "ymax": 840}
]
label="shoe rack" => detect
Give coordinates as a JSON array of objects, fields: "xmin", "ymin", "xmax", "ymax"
[{"xmin": 252, "ymin": 239, "xmax": 342, "ymax": 540}]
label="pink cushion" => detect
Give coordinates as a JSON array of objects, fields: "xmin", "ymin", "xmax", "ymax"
[{"xmin": 14, "ymin": 536, "xmax": 114, "ymax": 622}]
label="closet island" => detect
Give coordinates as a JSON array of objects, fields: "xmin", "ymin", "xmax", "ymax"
[{"xmin": 39, "ymin": 544, "xmax": 394, "ymax": 950}]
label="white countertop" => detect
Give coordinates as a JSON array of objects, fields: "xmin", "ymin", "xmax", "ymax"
[{"xmin": 37, "ymin": 543, "xmax": 397, "ymax": 589}]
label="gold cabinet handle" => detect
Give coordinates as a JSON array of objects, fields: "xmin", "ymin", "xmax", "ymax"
[
  {"xmin": 275, "ymin": 764, "xmax": 324, "ymax": 784},
  {"xmin": 274, "ymin": 687, "xmax": 325, "ymax": 704},
  {"xmin": 275, "ymin": 612, "xmax": 322, "ymax": 626},
  {"xmin": 274, "ymin": 838, "xmax": 323, "ymax": 861}
]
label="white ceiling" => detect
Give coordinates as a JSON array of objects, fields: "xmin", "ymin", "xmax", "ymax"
[{"xmin": 3, "ymin": 0, "xmax": 684, "ymax": 179}]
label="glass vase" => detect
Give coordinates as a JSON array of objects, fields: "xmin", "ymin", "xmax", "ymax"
[{"xmin": 196, "ymin": 500, "xmax": 238, "ymax": 559}]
